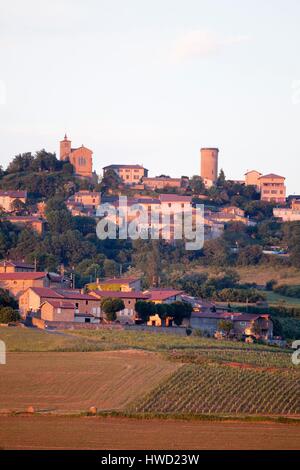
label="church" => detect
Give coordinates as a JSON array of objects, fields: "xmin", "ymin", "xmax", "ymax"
[{"xmin": 60, "ymin": 134, "xmax": 93, "ymax": 178}]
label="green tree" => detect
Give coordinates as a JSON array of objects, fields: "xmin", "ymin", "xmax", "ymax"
[
  {"xmin": 218, "ymin": 319, "xmax": 233, "ymax": 337},
  {"xmin": 135, "ymin": 300, "xmax": 155, "ymax": 323},
  {"xmin": 0, "ymin": 307, "xmax": 20, "ymax": 324},
  {"xmin": 100, "ymin": 298, "xmax": 125, "ymax": 322}
]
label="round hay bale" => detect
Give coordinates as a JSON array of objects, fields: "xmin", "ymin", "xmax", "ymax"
[
  {"xmin": 27, "ymin": 406, "xmax": 35, "ymax": 413},
  {"xmin": 89, "ymin": 406, "xmax": 97, "ymax": 415}
]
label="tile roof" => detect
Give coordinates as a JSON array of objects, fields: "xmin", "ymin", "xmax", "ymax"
[
  {"xmin": 29, "ymin": 287, "xmax": 64, "ymax": 298},
  {"xmin": 0, "ymin": 272, "xmax": 47, "ymax": 280},
  {"xmin": 91, "ymin": 290, "xmax": 150, "ymax": 300},
  {"xmin": 145, "ymin": 289, "xmax": 184, "ymax": 301},
  {"xmin": 42, "ymin": 299, "xmax": 75, "ymax": 309},
  {"xmin": 159, "ymin": 194, "xmax": 192, "ymax": 203},
  {"xmin": 259, "ymin": 173, "xmax": 285, "ymax": 180}
]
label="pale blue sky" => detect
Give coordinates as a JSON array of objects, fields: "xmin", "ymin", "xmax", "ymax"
[{"xmin": 1, "ymin": 0, "xmax": 300, "ymax": 193}]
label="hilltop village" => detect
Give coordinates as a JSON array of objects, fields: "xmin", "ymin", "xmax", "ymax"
[{"xmin": 0, "ymin": 135, "xmax": 299, "ymax": 343}]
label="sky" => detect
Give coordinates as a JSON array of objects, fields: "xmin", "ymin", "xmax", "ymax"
[{"xmin": 1, "ymin": 0, "xmax": 300, "ymax": 194}]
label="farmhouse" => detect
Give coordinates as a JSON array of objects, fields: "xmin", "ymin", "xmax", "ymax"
[
  {"xmin": 190, "ymin": 312, "xmax": 273, "ymax": 340},
  {"xmin": 0, "ymin": 260, "xmax": 35, "ymax": 273},
  {"xmin": 19, "ymin": 287, "xmax": 101, "ymax": 324},
  {"xmin": 91, "ymin": 277, "xmax": 142, "ymax": 292},
  {"xmin": 89, "ymin": 290, "xmax": 149, "ymax": 324},
  {"xmin": 0, "ymin": 272, "xmax": 49, "ymax": 299},
  {"xmin": 0, "ymin": 190, "xmax": 27, "ymax": 212}
]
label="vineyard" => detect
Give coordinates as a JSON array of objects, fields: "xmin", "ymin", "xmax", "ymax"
[{"xmin": 132, "ymin": 364, "xmax": 300, "ymax": 415}]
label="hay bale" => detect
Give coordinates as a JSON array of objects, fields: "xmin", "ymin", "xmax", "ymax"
[
  {"xmin": 89, "ymin": 406, "xmax": 97, "ymax": 415},
  {"xmin": 27, "ymin": 406, "xmax": 35, "ymax": 413}
]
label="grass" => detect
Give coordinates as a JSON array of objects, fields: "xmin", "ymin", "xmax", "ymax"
[
  {"xmin": 1, "ymin": 327, "xmax": 293, "ymax": 367},
  {"xmin": 190, "ymin": 265, "xmax": 300, "ymax": 286},
  {"xmin": 265, "ymin": 291, "xmax": 300, "ymax": 307},
  {"xmin": 0, "ymin": 326, "xmax": 105, "ymax": 352},
  {"xmin": 131, "ymin": 363, "xmax": 300, "ymax": 416}
]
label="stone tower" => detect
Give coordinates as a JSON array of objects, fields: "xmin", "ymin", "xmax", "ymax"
[
  {"xmin": 60, "ymin": 134, "xmax": 71, "ymax": 161},
  {"xmin": 200, "ymin": 147, "xmax": 219, "ymax": 188}
]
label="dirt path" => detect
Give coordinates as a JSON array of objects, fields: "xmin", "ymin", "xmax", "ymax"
[{"xmin": 0, "ymin": 416, "xmax": 299, "ymax": 450}]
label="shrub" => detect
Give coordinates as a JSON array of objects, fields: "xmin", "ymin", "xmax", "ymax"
[{"xmin": 0, "ymin": 307, "xmax": 20, "ymax": 324}]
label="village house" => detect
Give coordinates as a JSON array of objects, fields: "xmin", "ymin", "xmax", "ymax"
[
  {"xmin": 2, "ymin": 215, "xmax": 45, "ymax": 235},
  {"xmin": 0, "ymin": 272, "xmax": 50, "ymax": 299},
  {"xmin": 0, "ymin": 260, "xmax": 35, "ymax": 273},
  {"xmin": 190, "ymin": 311, "xmax": 273, "ymax": 340},
  {"xmin": 103, "ymin": 164, "xmax": 148, "ymax": 185},
  {"xmin": 145, "ymin": 289, "xmax": 185, "ymax": 327},
  {"xmin": 259, "ymin": 174, "xmax": 286, "ymax": 204},
  {"xmin": 89, "ymin": 290, "xmax": 149, "ymax": 324},
  {"xmin": 245, "ymin": 170, "xmax": 262, "ymax": 190},
  {"xmin": 0, "ymin": 271, "xmax": 64, "ymax": 299},
  {"xmin": 90, "ymin": 277, "xmax": 142, "ymax": 292},
  {"xmin": 66, "ymin": 190, "xmax": 101, "ymax": 216},
  {"xmin": 273, "ymin": 198, "xmax": 300, "ymax": 222},
  {"xmin": 19, "ymin": 286, "xmax": 101, "ymax": 324},
  {"xmin": 142, "ymin": 176, "xmax": 183, "ymax": 190},
  {"xmin": 0, "ymin": 190, "xmax": 27, "ymax": 212}
]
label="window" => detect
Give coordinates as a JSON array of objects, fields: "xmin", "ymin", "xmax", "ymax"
[
  {"xmin": 57, "ymin": 308, "xmax": 61, "ymax": 314},
  {"xmin": 85, "ymin": 318, "xmax": 91, "ymax": 323}
]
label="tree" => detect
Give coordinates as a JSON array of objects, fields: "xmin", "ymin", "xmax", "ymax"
[
  {"xmin": 169, "ymin": 301, "xmax": 193, "ymax": 326},
  {"xmin": 7, "ymin": 153, "xmax": 34, "ymax": 173},
  {"xmin": 218, "ymin": 319, "xmax": 233, "ymax": 337},
  {"xmin": 217, "ymin": 169, "xmax": 226, "ymax": 187},
  {"xmin": 0, "ymin": 307, "xmax": 20, "ymax": 324},
  {"xmin": 189, "ymin": 175, "xmax": 205, "ymax": 194},
  {"xmin": 135, "ymin": 300, "xmax": 155, "ymax": 323},
  {"xmin": 100, "ymin": 297, "xmax": 125, "ymax": 322}
]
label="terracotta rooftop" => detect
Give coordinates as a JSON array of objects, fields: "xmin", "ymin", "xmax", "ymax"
[
  {"xmin": 258, "ymin": 173, "xmax": 285, "ymax": 180},
  {"xmin": 91, "ymin": 290, "xmax": 149, "ymax": 300},
  {"xmin": 42, "ymin": 299, "xmax": 75, "ymax": 309},
  {"xmin": 145, "ymin": 289, "xmax": 184, "ymax": 301},
  {"xmin": 0, "ymin": 272, "xmax": 47, "ymax": 281}
]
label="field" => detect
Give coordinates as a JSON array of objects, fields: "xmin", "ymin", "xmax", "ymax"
[
  {"xmin": 0, "ymin": 351, "xmax": 178, "ymax": 412},
  {"xmin": 0, "ymin": 416, "xmax": 299, "ymax": 450},
  {"xmin": 132, "ymin": 363, "xmax": 300, "ymax": 415},
  {"xmin": 192, "ymin": 265, "xmax": 300, "ymax": 286},
  {"xmin": 265, "ymin": 290, "xmax": 300, "ymax": 307},
  {"xmin": 0, "ymin": 325, "xmax": 299, "ymax": 450}
]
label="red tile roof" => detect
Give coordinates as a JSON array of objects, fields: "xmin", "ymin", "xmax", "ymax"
[
  {"xmin": 159, "ymin": 194, "xmax": 192, "ymax": 203},
  {"xmin": 91, "ymin": 290, "xmax": 149, "ymax": 300},
  {"xmin": 258, "ymin": 173, "xmax": 285, "ymax": 180},
  {"xmin": 30, "ymin": 287, "xmax": 64, "ymax": 298},
  {"xmin": 42, "ymin": 300, "xmax": 75, "ymax": 309},
  {"xmin": 145, "ymin": 289, "xmax": 184, "ymax": 301},
  {"xmin": 55, "ymin": 289, "xmax": 98, "ymax": 301},
  {"xmin": 0, "ymin": 272, "xmax": 47, "ymax": 280}
]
